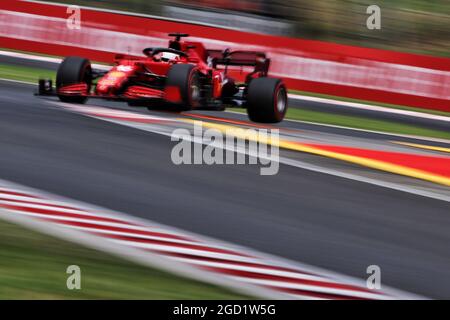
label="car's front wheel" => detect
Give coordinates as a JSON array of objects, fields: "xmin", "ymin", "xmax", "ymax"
[
  {"xmin": 56, "ymin": 56, "xmax": 92, "ymax": 104},
  {"xmin": 165, "ymin": 64, "xmax": 201, "ymax": 111}
]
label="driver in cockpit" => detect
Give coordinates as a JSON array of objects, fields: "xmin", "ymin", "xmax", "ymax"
[{"xmin": 152, "ymin": 51, "xmax": 181, "ymax": 63}]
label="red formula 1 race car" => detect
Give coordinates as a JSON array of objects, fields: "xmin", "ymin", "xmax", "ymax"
[{"xmin": 37, "ymin": 33, "xmax": 288, "ymax": 123}]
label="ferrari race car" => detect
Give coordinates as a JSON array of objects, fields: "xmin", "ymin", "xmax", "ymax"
[{"xmin": 38, "ymin": 33, "xmax": 288, "ymax": 123}]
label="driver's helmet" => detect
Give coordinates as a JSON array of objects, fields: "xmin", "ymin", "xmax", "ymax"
[{"xmin": 154, "ymin": 51, "xmax": 180, "ymax": 63}]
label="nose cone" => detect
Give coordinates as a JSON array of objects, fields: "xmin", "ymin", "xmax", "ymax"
[{"xmin": 96, "ymin": 71, "xmax": 128, "ymax": 95}]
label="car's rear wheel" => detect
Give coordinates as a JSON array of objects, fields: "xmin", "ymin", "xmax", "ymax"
[
  {"xmin": 56, "ymin": 56, "xmax": 92, "ymax": 104},
  {"xmin": 246, "ymin": 78, "xmax": 287, "ymax": 123},
  {"xmin": 165, "ymin": 64, "xmax": 201, "ymax": 111}
]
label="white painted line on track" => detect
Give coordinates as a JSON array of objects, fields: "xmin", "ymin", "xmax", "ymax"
[
  {"xmin": 0, "ymin": 78, "xmax": 36, "ymax": 86},
  {"xmin": 0, "ymin": 50, "xmax": 110, "ymax": 70}
]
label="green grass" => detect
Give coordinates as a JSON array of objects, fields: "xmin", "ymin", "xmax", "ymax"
[
  {"xmin": 0, "ymin": 219, "xmax": 249, "ymax": 299},
  {"xmin": 288, "ymin": 108, "xmax": 450, "ymax": 139},
  {"xmin": 0, "ymin": 63, "xmax": 55, "ymax": 84}
]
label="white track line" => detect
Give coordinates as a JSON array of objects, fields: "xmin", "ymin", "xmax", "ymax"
[
  {"xmin": 0, "ymin": 50, "xmax": 110, "ymax": 70},
  {"xmin": 0, "ymin": 78, "xmax": 37, "ymax": 86}
]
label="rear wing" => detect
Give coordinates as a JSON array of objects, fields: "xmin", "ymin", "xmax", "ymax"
[
  {"xmin": 206, "ymin": 50, "xmax": 265, "ymax": 66},
  {"xmin": 207, "ymin": 50, "xmax": 270, "ymax": 76}
]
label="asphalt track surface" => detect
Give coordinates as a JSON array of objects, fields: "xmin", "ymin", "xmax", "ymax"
[{"xmin": 1, "ymin": 79, "xmax": 450, "ymax": 299}]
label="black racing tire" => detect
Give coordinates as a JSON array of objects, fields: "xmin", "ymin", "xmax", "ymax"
[
  {"xmin": 165, "ymin": 64, "xmax": 201, "ymax": 111},
  {"xmin": 56, "ymin": 56, "xmax": 92, "ymax": 104},
  {"xmin": 246, "ymin": 78, "xmax": 288, "ymax": 123}
]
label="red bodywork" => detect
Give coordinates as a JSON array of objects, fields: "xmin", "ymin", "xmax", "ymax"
[{"xmin": 57, "ymin": 37, "xmax": 270, "ymax": 107}]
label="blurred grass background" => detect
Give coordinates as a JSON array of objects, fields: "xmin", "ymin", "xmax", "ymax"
[
  {"xmin": 0, "ymin": 218, "xmax": 248, "ymax": 299},
  {"xmin": 44, "ymin": 0, "xmax": 449, "ymax": 56}
]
